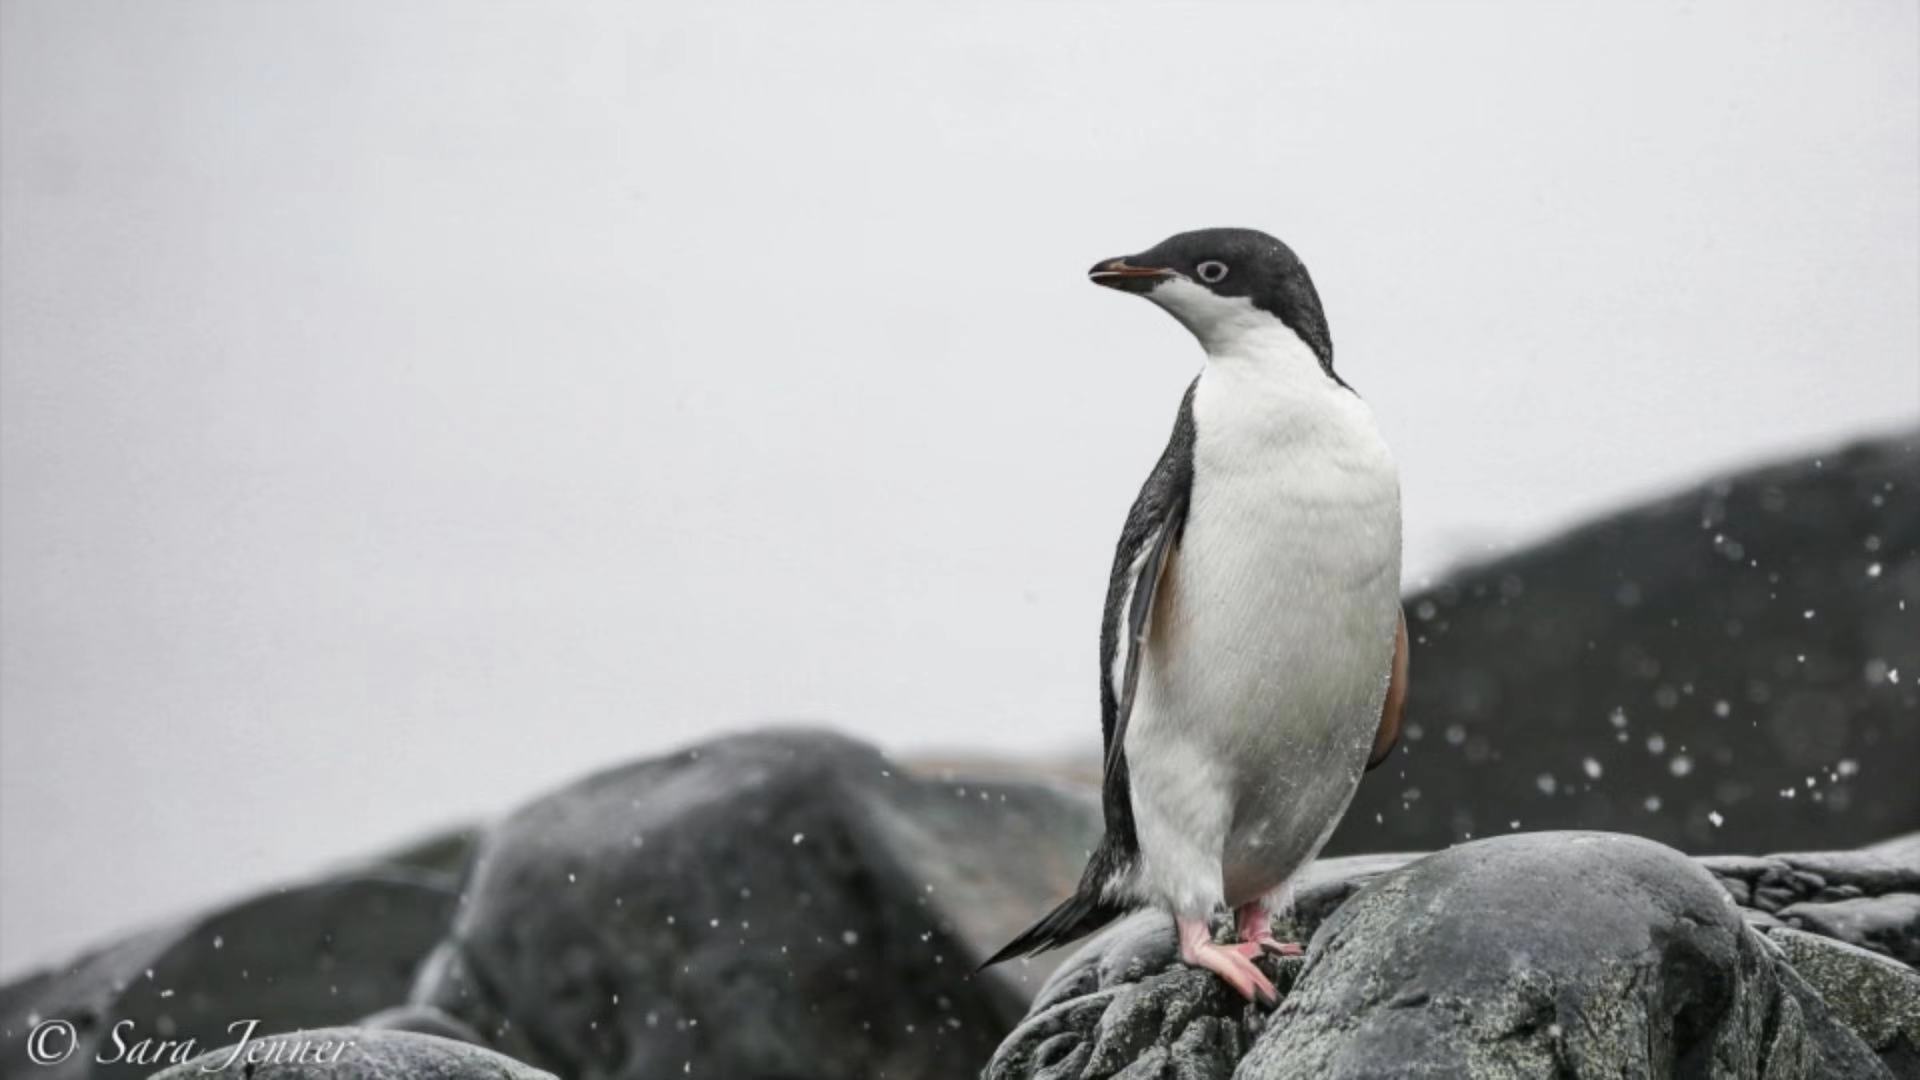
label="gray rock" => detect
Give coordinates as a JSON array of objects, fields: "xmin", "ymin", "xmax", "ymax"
[
  {"xmin": 409, "ymin": 727, "xmax": 1101, "ymax": 1080},
  {"xmin": 1763, "ymin": 926, "xmax": 1920, "ymax": 1071},
  {"xmin": 1696, "ymin": 836, "xmax": 1920, "ymax": 967},
  {"xmin": 359, "ymin": 1004, "xmax": 485, "ymax": 1044},
  {"xmin": 1776, "ymin": 845, "xmax": 1920, "ymax": 896},
  {"xmin": 983, "ymin": 911, "xmax": 1300, "ymax": 1080},
  {"xmin": 1871, "ymin": 833, "xmax": 1920, "ymax": 863},
  {"xmin": 980, "ymin": 854, "xmax": 1452, "ymax": 1080},
  {"xmin": 1780, "ymin": 893, "xmax": 1920, "ymax": 969},
  {"xmin": 1336, "ymin": 432, "xmax": 1920, "ymax": 858},
  {"xmin": 1239, "ymin": 833, "xmax": 1887, "ymax": 1078},
  {"xmin": 1280, "ymin": 854, "xmax": 1420, "ymax": 940},
  {"xmin": 147, "ymin": 1027, "xmax": 554, "ymax": 1079},
  {"xmin": 990, "ymin": 833, "xmax": 1897, "ymax": 1079},
  {"xmin": 0, "ymin": 868, "xmax": 458, "ymax": 1080}
]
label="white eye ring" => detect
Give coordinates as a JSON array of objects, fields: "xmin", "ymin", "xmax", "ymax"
[{"xmin": 1195, "ymin": 260, "xmax": 1229, "ymax": 284}]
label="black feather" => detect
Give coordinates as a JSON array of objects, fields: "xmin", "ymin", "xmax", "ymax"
[
  {"xmin": 1095, "ymin": 378, "xmax": 1197, "ymax": 853},
  {"xmin": 977, "ymin": 885, "xmax": 1128, "ymax": 969}
]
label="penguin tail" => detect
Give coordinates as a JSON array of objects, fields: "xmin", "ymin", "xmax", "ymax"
[{"xmin": 977, "ymin": 889, "xmax": 1126, "ymax": 971}]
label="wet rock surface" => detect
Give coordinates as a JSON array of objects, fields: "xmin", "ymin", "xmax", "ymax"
[
  {"xmin": 1337, "ymin": 431, "xmax": 1920, "ymax": 858},
  {"xmin": 147, "ymin": 1027, "xmax": 556, "ymax": 1079},
  {"xmin": 989, "ymin": 832, "xmax": 1920, "ymax": 1080},
  {"xmin": 407, "ymin": 728, "xmax": 1100, "ymax": 1080}
]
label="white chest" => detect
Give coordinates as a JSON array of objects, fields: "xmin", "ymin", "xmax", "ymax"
[
  {"xmin": 1121, "ymin": 329, "xmax": 1403, "ymax": 911},
  {"xmin": 1186, "ymin": 349, "xmax": 1401, "ymax": 586}
]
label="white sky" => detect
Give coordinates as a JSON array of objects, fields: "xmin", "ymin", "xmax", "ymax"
[{"xmin": 2, "ymin": 0, "xmax": 1915, "ymax": 976}]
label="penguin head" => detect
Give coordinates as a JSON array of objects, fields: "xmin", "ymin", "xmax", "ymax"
[{"xmin": 1089, "ymin": 227, "xmax": 1332, "ymax": 371}]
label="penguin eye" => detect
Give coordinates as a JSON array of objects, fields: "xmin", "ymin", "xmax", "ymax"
[{"xmin": 1195, "ymin": 260, "xmax": 1229, "ymax": 284}]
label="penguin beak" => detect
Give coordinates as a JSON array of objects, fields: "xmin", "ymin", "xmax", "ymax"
[{"xmin": 1088, "ymin": 257, "xmax": 1175, "ymax": 294}]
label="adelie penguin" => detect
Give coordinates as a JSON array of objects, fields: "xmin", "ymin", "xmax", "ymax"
[{"xmin": 982, "ymin": 228, "xmax": 1409, "ymax": 1004}]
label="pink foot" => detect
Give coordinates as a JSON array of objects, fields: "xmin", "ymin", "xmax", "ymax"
[
  {"xmin": 1177, "ymin": 916, "xmax": 1278, "ymax": 1006},
  {"xmin": 1230, "ymin": 939, "xmax": 1303, "ymax": 959},
  {"xmin": 1231, "ymin": 900, "xmax": 1303, "ymax": 958}
]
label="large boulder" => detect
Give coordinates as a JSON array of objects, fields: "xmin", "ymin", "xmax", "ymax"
[
  {"xmin": 1336, "ymin": 431, "xmax": 1920, "ymax": 857},
  {"xmin": 987, "ymin": 832, "xmax": 1916, "ymax": 1079},
  {"xmin": 980, "ymin": 856, "xmax": 1415, "ymax": 1080},
  {"xmin": 0, "ymin": 855, "xmax": 466, "ymax": 1080},
  {"xmin": 407, "ymin": 728, "xmax": 1100, "ymax": 1080},
  {"xmin": 1240, "ymin": 833, "xmax": 1884, "ymax": 1078},
  {"xmin": 147, "ymin": 1027, "xmax": 553, "ymax": 1079}
]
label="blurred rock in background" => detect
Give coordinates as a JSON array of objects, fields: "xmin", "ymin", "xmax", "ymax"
[
  {"xmin": 406, "ymin": 728, "xmax": 1098, "ymax": 1080},
  {"xmin": 0, "ymin": 730, "xmax": 1100, "ymax": 1080},
  {"xmin": 0, "ymin": 851, "xmax": 467, "ymax": 1080},
  {"xmin": 1335, "ymin": 430, "xmax": 1919, "ymax": 856}
]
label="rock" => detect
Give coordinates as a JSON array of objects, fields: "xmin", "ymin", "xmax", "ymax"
[
  {"xmin": 982, "ymin": 853, "xmax": 1453, "ymax": 1080},
  {"xmin": 1764, "ymin": 927, "xmax": 1920, "ymax": 1071},
  {"xmin": 359, "ymin": 1004, "xmax": 485, "ymax": 1043},
  {"xmin": 1780, "ymin": 894, "xmax": 1920, "ymax": 969},
  {"xmin": 1335, "ymin": 431, "xmax": 1920, "ymax": 857},
  {"xmin": 408, "ymin": 727, "xmax": 1101, "ymax": 1080},
  {"xmin": 1777, "ymin": 848, "xmax": 1920, "ymax": 896},
  {"xmin": 1766, "ymin": 961, "xmax": 1906, "ymax": 1080},
  {"xmin": 373, "ymin": 825, "xmax": 487, "ymax": 882},
  {"xmin": 0, "ymin": 868, "xmax": 459, "ymax": 1080},
  {"xmin": 1278, "ymin": 854, "xmax": 1420, "ymax": 940},
  {"xmin": 1241, "ymin": 833, "xmax": 1886, "ymax": 1078},
  {"xmin": 1694, "ymin": 836, "xmax": 1920, "ymax": 969},
  {"xmin": 147, "ymin": 1027, "xmax": 554, "ymax": 1079},
  {"xmin": 982, "ymin": 911, "xmax": 1291, "ymax": 1080},
  {"xmin": 0, "ymin": 927, "xmax": 179, "ymax": 1080},
  {"xmin": 989, "ymin": 833, "xmax": 1899, "ymax": 1079}
]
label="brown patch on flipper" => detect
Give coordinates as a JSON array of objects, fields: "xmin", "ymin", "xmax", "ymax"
[{"xmin": 1367, "ymin": 609, "xmax": 1409, "ymax": 771}]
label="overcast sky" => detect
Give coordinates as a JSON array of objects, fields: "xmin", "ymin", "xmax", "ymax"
[{"xmin": 2, "ymin": 0, "xmax": 1915, "ymax": 976}]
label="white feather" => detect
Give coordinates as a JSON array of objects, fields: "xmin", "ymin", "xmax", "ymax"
[
  {"xmin": 1107, "ymin": 524, "xmax": 1162, "ymax": 703},
  {"xmin": 1120, "ymin": 281, "xmax": 1402, "ymax": 917}
]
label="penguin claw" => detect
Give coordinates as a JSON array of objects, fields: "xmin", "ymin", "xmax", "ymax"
[
  {"xmin": 1177, "ymin": 917, "xmax": 1279, "ymax": 1006},
  {"xmin": 1230, "ymin": 899, "xmax": 1303, "ymax": 960}
]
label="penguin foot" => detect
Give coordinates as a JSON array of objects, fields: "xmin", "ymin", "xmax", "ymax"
[
  {"xmin": 1231, "ymin": 899, "xmax": 1303, "ymax": 958},
  {"xmin": 1176, "ymin": 916, "xmax": 1278, "ymax": 1006},
  {"xmin": 1230, "ymin": 939, "xmax": 1302, "ymax": 959}
]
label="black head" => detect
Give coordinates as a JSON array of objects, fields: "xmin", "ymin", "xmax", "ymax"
[{"xmin": 1089, "ymin": 227, "xmax": 1335, "ymax": 378}]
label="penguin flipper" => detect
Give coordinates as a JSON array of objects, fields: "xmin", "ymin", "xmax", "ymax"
[{"xmin": 1105, "ymin": 506, "xmax": 1183, "ymax": 783}]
